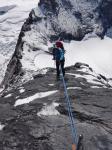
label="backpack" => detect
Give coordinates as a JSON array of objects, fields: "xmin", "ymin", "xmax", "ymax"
[
  {"xmin": 59, "ymin": 48, "xmax": 64, "ymax": 61},
  {"xmin": 53, "ymin": 47, "xmax": 65, "ymax": 61}
]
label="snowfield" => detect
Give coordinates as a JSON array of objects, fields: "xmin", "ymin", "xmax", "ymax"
[
  {"xmin": 64, "ymin": 36, "xmax": 112, "ymax": 78},
  {"xmin": 0, "ymin": 0, "xmax": 39, "ymax": 49},
  {"xmin": 29, "ymin": 36, "xmax": 112, "ymax": 79}
]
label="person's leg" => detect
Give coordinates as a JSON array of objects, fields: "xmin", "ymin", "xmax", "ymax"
[
  {"xmin": 60, "ymin": 60, "xmax": 65, "ymax": 76},
  {"xmin": 56, "ymin": 61, "xmax": 60, "ymax": 78}
]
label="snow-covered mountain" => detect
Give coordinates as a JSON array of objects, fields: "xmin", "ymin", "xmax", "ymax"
[
  {"xmin": 0, "ymin": 0, "xmax": 39, "ymax": 86},
  {"xmin": 1, "ymin": 0, "xmax": 112, "ymax": 89},
  {"xmin": 0, "ymin": 1, "xmax": 112, "ymax": 149}
]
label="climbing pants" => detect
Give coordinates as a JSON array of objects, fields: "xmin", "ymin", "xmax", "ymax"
[{"xmin": 56, "ymin": 60, "xmax": 65, "ymax": 78}]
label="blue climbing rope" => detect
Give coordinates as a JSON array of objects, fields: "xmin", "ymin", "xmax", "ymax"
[{"xmin": 60, "ymin": 66, "xmax": 78, "ymax": 147}]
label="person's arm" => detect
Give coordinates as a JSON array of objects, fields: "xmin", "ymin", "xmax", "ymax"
[{"xmin": 52, "ymin": 48, "xmax": 56, "ymax": 60}]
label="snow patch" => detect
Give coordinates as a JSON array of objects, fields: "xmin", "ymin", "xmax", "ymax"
[
  {"xmin": 108, "ymin": 80, "xmax": 112, "ymax": 86},
  {"xmin": 67, "ymin": 87, "xmax": 82, "ymax": 90},
  {"xmin": 34, "ymin": 52, "xmax": 54, "ymax": 69},
  {"xmin": 37, "ymin": 102, "xmax": 60, "ymax": 116},
  {"xmin": 19, "ymin": 89, "xmax": 25, "ymax": 94},
  {"xmin": 0, "ymin": 86, "xmax": 5, "ymax": 93},
  {"xmin": 91, "ymin": 86, "xmax": 100, "ymax": 88},
  {"xmin": 0, "ymin": 123, "xmax": 5, "ymax": 130},
  {"xmin": 83, "ymin": 75, "xmax": 103, "ymax": 85},
  {"xmin": 48, "ymin": 84, "xmax": 54, "ymax": 86},
  {"xmin": 4, "ymin": 93, "xmax": 12, "ymax": 98},
  {"xmin": 67, "ymin": 73, "xmax": 83, "ymax": 78},
  {"xmin": 66, "ymin": 73, "xmax": 76, "ymax": 76},
  {"xmin": 66, "ymin": 70, "xmax": 109, "ymax": 86},
  {"xmin": 16, "ymin": 96, "xmax": 19, "ymax": 99},
  {"xmin": 14, "ymin": 90, "xmax": 58, "ymax": 106}
]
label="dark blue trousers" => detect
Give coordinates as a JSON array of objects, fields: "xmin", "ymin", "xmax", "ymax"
[{"xmin": 56, "ymin": 60, "xmax": 65, "ymax": 77}]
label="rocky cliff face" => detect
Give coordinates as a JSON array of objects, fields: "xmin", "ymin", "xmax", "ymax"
[
  {"xmin": 100, "ymin": 0, "xmax": 112, "ymax": 27},
  {"xmin": 2, "ymin": 0, "xmax": 112, "ymax": 88},
  {"xmin": 33, "ymin": 0, "xmax": 103, "ymax": 41},
  {"xmin": 100, "ymin": 0, "xmax": 112, "ymax": 38},
  {"xmin": 27, "ymin": 0, "xmax": 112, "ymax": 41}
]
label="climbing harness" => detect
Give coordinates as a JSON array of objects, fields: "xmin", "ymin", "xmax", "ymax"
[{"xmin": 60, "ymin": 65, "xmax": 83, "ymax": 150}]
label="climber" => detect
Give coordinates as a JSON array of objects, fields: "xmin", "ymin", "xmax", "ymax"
[{"xmin": 52, "ymin": 41, "xmax": 65, "ymax": 80}]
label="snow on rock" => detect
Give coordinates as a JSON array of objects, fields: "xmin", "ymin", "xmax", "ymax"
[
  {"xmin": 4, "ymin": 93, "xmax": 12, "ymax": 98},
  {"xmin": 15, "ymin": 96, "xmax": 19, "ymax": 99},
  {"xmin": 0, "ymin": 54, "xmax": 9, "ymax": 84},
  {"xmin": 21, "ymin": 68, "xmax": 49, "ymax": 84},
  {"xmin": 0, "ymin": 123, "xmax": 5, "ymax": 130},
  {"xmin": 67, "ymin": 61, "xmax": 112, "ymax": 87},
  {"xmin": 32, "ymin": 0, "xmax": 103, "ymax": 41},
  {"xmin": 18, "ymin": 36, "xmax": 112, "ymax": 85},
  {"xmin": 91, "ymin": 86, "xmax": 102, "ymax": 88},
  {"xmin": 108, "ymin": 80, "xmax": 112, "ymax": 86},
  {"xmin": 14, "ymin": 90, "xmax": 58, "ymax": 106},
  {"xmin": 0, "ymin": 89, "xmax": 3, "ymax": 93},
  {"xmin": 67, "ymin": 73, "xmax": 104, "ymax": 86},
  {"xmin": 0, "ymin": 0, "xmax": 39, "ymax": 84},
  {"xmin": 67, "ymin": 87, "xmax": 82, "ymax": 90},
  {"xmin": 48, "ymin": 84, "xmax": 54, "ymax": 86},
  {"xmin": 37, "ymin": 102, "xmax": 60, "ymax": 116},
  {"xmin": 19, "ymin": 88, "xmax": 25, "ymax": 94}
]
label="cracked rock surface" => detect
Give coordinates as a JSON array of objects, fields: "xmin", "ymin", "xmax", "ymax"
[{"xmin": 0, "ymin": 63, "xmax": 112, "ymax": 150}]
